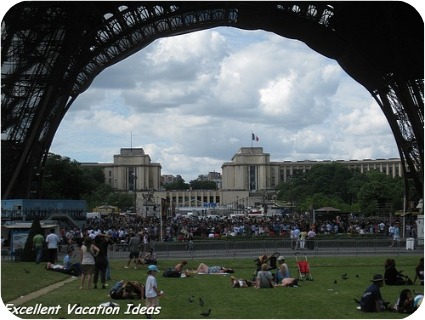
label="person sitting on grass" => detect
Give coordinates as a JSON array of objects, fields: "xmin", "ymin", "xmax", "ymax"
[
  {"xmin": 109, "ymin": 280, "xmax": 145, "ymax": 300},
  {"xmin": 384, "ymin": 258, "xmax": 412, "ymax": 285},
  {"xmin": 135, "ymin": 248, "xmax": 158, "ymax": 266},
  {"xmin": 143, "ymin": 248, "xmax": 157, "ymax": 265},
  {"xmin": 255, "ymin": 263, "xmax": 275, "ymax": 288},
  {"xmin": 63, "ymin": 248, "xmax": 82, "ymax": 276},
  {"xmin": 275, "ymin": 256, "xmax": 291, "ymax": 283},
  {"xmin": 174, "ymin": 260, "xmax": 187, "ymax": 273},
  {"xmin": 358, "ymin": 274, "xmax": 390, "ymax": 312}
]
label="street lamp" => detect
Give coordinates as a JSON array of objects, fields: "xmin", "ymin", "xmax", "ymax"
[
  {"xmin": 288, "ymin": 175, "xmax": 294, "ymax": 214},
  {"xmin": 133, "ymin": 173, "xmax": 138, "ymax": 213}
]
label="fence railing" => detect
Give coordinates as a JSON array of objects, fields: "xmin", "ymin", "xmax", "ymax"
[
  {"xmin": 1, "ymin": 238, "xmax": 419, "ymax": 262},
  {"xmin": 105, "ymin": 237, "xmax": 419, "ymax": 260}
]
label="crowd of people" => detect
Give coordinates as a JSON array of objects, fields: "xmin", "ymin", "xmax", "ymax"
[
  {"xmin": 52, "ymin": 212, "xmax": 417, "ymax": 252},
  {"xmin": 31, "ymin": 213, "xmax": 422, "ymax": 318}
]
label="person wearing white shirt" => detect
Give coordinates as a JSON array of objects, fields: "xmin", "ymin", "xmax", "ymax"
[
  {"xmin": 292, "ymin": 227, "xmax": 300, "ymax": 250},
  {"xmin": 145, "ymin": 265, "xmax": 164, "ymax": 318},
  {"xmin": 307, "ymin": 228, "xmax": 316, "ymax": 250},
  {"xmin": 45, "ymin": 228, "xmax": 60, "ymax": 263}
]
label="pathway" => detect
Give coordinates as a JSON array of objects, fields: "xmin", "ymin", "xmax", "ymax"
[{"xmin": 6, "ymin": 276, "xmax": 77, "ymax": 305}]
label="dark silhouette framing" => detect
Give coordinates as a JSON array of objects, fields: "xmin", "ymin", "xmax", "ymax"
[{"xmin": 1, "ymin": 2, "xmax": 423, "ymax": 202}]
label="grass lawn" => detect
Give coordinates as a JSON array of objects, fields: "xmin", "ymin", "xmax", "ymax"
[{"xmin": 1, "ymin": 255, "xmax": 424, "ymax": 319}]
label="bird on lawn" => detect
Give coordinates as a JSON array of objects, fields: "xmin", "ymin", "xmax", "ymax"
[
  {"xmin": 24, "ymin": 268, "xmax": 30, "ymax": 273},
  {"xmin": 341, "ymin": 273, "xmax": 348, "ymax": 280},
  {"xmin": 200, "ymin": 309, "xmax": 211, "ymax": 317},
  {"xmin": 199, "ymin": 297, "xmax": 205, "ymax": 306},
  {"xmin": 334, "ymin": 279, "xmax": 337, "ymax": 284},
  {"xmin": 188, "ymin": 295, "xmax": 195, "ymax": 303}
]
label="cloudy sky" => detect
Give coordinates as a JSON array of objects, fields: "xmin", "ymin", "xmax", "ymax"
[{"xmin": 49, "ymin": 26, "xmax": 400, "ymax": 182}]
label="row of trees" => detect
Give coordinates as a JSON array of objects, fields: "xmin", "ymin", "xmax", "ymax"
[
  {"xmin": 40, "ymin": 153, "xmax": 409, "ymax": 216},
  {"xmin": 276, "ymin": 163, "xmax": 406, "ymax": 216},
  {"xmin": 41, "ymin": 154, "xmax": 134, "ymax": 211},
  {"xmin": 162, "ymin": 175, "xmax": 217, "ymax": 190}
]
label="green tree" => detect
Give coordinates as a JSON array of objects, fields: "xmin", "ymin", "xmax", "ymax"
[
  {"xmin": 276, "ymin": 163, "xmax": 403, "ymax": 215},
  {"xmin": 277, "ymin": 163, "xmax": 357, "ymax": 209},
  {"xmin": 40, "ymin": 153, "xmax": 144, "ymax": 212},
  {"xmin": 301, "ymin": 163, "xmax": 356, "ymax": 203},
  {"xmin": 41, "ymin": 153, "xmax": 86, "ymax": 199},
  {"xmin": 162, "ymin": 175, "xmax": 190, "ymax": 190},
  {"xmin": 189, "ymin": 180, "xmax": 217, "ymax": 190},
  {"xmin": 107, "ymin": 192, "xmax": 135, "ymax": 212},
  {"xmin": 83, "ymin": 184, "xmax": 114, "ymax": 211},
  {"xmin": 81, "ymin": 166, "xmax": 105, "ymax": 186},
  {"xmin": 357, "ymin": 171, "xmax": 404, "ymax": 216}
]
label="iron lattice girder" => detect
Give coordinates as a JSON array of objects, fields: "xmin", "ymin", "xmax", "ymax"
[
  {"xmin": 1, "ymin": 1, "xmax": 423, "ymax": 200},
  {"xmin": 69, "ymin": 2, "xmax": 241, "ymax": 95},
  {"xmin": 373, "ymin": 78, "xmax": 424, "ymax": 195}
]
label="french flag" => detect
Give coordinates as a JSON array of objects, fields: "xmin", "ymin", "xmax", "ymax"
[{"xmin": 252, "ymin": 133, "xmax": 259, "ymax": 141}]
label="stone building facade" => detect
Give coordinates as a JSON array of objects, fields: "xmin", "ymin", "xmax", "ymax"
[
  {"xmin": 82, "ymin": 146, "xmax": 402, "ymax": 214},
  {"xmin": 81, "ymin": 148, "xmax": 161, "ymax": 191},
  {"xmin": 222, "ymin": 147, "xmax": 402, "ymax": 192}
]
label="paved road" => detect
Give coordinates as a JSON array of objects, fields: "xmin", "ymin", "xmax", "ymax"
[{"xmin": 105, "ymin": 242, "xmax": 422, "ymax": 261}]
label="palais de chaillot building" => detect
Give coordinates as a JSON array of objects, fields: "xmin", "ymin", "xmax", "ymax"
[{"xmin": 81, "ymin": 147, "xmax": 402, "ymax": 214}]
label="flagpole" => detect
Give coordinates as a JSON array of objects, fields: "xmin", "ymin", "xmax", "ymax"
[{"xmin": 251, "ymin": 132, "xmax": 253, "ymax": 148}]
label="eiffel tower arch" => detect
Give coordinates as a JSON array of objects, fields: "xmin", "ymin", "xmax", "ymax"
[{"xmin": 1, "ymin": 2, "xmax": 423, "ymax": 201}]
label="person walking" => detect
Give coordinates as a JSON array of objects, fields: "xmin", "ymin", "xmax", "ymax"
[
  {"xmin": 292, "ymin": 226, "xmax": 300, "ymax": 250},
  {"xmin": 145, "ymin": 264, "xmax": 164, "ymax": 318},
  {"xmin": 32, "ymin": 231, "xmax": 44, "ymax": 264},
  {"xmin": 389, "ymin": 222, "xmax": 401, "ymax": 247},
  {"xmin": 45, "ymin": 228, "xmax": 60, "ymax": 264},
  {"xmin": 125, "ymin": 233, "xmax": 141, "ymax": 269}
]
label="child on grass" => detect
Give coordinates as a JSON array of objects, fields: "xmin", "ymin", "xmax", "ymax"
[{"xmin": 145, "ymin": 265, "xmax": 164, "ymax": 318}]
